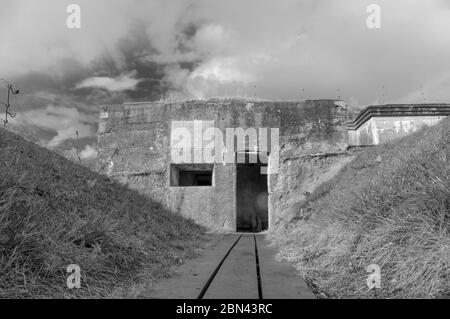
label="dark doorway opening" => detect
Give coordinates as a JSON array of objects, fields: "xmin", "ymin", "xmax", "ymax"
[{"xmin": 236, "ymin": 154, "xmax": 268, "ymax": 233}]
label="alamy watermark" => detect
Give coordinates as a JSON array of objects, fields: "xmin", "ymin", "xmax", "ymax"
[
  {"xmin": 171, "ymin": 122, "xmax": 279, "ymax": 174},
  {"xmin": 67, "ymin": 4, "xmax": 382, "ymax": 30},
  {"xmin": 367, "ymin": 4, "xmax": 381, "ymax": 29},
  {"xmin": 66, "ymin": 4, "xmax": 81, "ymax": 29},
  {"xmin": 66, "ymin": 264, "xmax": 81, "ymax": 289},
  {"xmin": 366, "ymin": 264, "xmax": 381, "ymax": 290}
]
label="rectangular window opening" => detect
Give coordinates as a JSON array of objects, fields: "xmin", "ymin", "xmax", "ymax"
[{"xmin": 170, "ymin": 164, "xmax": 214, "ymax": 187}]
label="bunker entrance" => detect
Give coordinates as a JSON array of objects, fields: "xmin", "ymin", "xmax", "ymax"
[{"xmin": 236, "ymin": 153, "xmax": 269, "ymax": 233}]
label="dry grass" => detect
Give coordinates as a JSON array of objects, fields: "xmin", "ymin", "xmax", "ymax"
[
  {"xmin": 0, "ymin": 128, "xmax": 205, "ymax": 298},
  {"xmin": 272, "ymin": 118, "xmax": 450, "ymax": 298}
]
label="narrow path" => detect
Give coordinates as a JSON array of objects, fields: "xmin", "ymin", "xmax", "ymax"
[
  {"xmin": 144, "ymin": 233, "xmax": 315, "ymax": 299},
  {"xmin": 203, "ymin": 235, "xmax": 258, "ymax": 299}
]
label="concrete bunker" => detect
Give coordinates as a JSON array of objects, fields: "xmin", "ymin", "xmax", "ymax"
[
  {"xmin": 97, "ymin": 99, "xmax": 350, "ymax": 232},
  {"xmin": 98, "ymin": 101, "xmax": 450, "ymax": 232}
]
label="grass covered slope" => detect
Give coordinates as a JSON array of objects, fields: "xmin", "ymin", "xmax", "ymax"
[
  {"xmin": 0, "ymin": 128, "xmax": 204, "ymax": 298},
  {"xmin": 274, "ymin": 118, "xmax": 450, "ymax": 298}
]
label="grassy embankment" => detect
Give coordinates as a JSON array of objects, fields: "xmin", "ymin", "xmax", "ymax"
[
  {"xmin": 273, "ymin": 118, "xmax": 450, "ymax": 298},
  {"xmin": 0, "ymin": 128, "xmax": 204, "ymax": 298}
]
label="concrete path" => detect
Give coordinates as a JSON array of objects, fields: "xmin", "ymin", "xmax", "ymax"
[
  {"xmin": 144, "ymin": 233, "xmax": 315, "ymax": 299},
  {"xmin": 204, "ymin": 234, "xmax": 259, "ymax": 299}
]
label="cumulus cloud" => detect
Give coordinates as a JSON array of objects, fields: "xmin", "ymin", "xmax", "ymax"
[
  {"xmin": 186, "ymin": 57, "xmax": 257, "ymax": 98},
  {"xmin": 80, "ymin": 144, "xmax": 98, "ymax": 160},
  {"xmin": 59, "ymin": 144, "xmax": 98, "ymax": 168},
  {"xmin": 20, "ymin": 105, "xmax": 95, "ymax": 148},
  {"xmin": 3, "ymin": 0, "xmax": 450, "ymax": 103},
  {"xmin": 2, "ymin": 0, "xmax": 450, "ymax": 153},
  {"xmin": 75, "ymin": 71, "xmax": 142, "ymax": 92}
]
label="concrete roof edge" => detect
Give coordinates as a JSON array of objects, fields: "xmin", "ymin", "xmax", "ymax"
[
  {"xmin": 121, "ymin": 98, "xmax": 342, "ymax": 105},
  {"xmin": 347, "ymin": 104, "xmax": 450, "ymax": 130}
]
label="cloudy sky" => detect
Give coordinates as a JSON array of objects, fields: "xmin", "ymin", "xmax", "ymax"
[{"xmin": 1, "ymin": 0, "xmax": 450, "ymax": 162}]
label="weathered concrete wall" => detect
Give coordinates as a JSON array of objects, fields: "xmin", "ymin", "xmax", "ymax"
[
  {"xmin": 348, "ymin": 104, "xmax": 450, "ymax": 146},
  {"xmin": 267, "ymin": 100, "xmax": 350, "ymax": 228},
  {"xmin": 349, "ymin": 116, "xmax": 447, "ymax": 146},
  {"xmin": 272, "ymin": 103, "xmax": 450, "ymax": 230},
  {"xmin": 98, "ymin": 99, "xmax": 349, "ymax": 231},
  {"xmin": 270, "ymin": 143, "xmax": 359, "ymax": 231}
]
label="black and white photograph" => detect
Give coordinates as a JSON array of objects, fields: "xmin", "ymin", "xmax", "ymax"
[{"xmin": 0, "ymin": 0, "xmax": 449, "ymax": 308}]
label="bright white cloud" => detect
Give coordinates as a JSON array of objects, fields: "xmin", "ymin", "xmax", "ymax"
[
  {"xmin": 20, "ymin": 105, "xmax": 95, "ymax": 148},
  {"xmin": 190, "ymin": 24, "xmax": 234, "ymax": 55},
  {"xmin": 80, "ymin": 144, "xmax": 98, "ymax": 160},
  {"xmin": 190, "ymin": 57, "xmax": 255, "ymax": 83},
  {"xmin": 185, "ymin": 57, "xmax": 257, "ymax": 98},
  {"xmin": 75, "ymin": 71, "xmax": 141, "ymax": 92}
]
